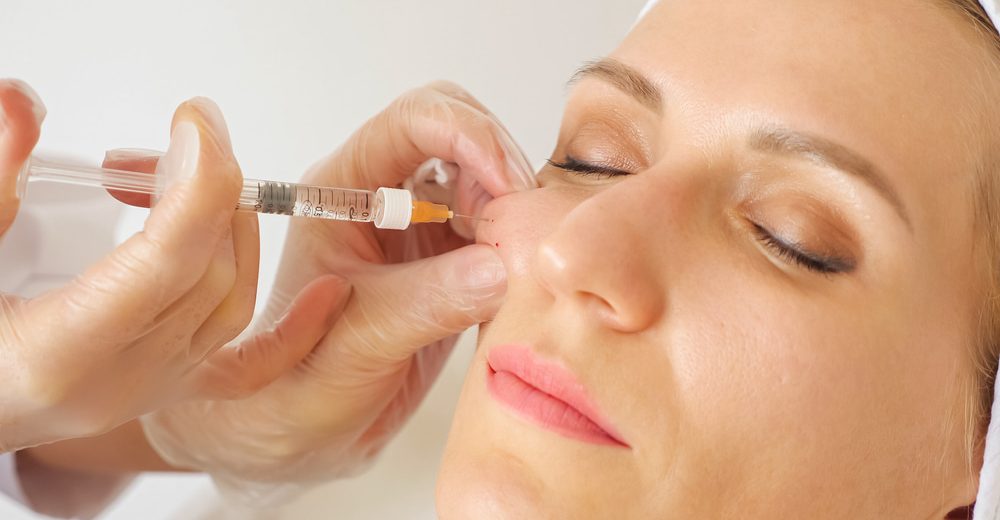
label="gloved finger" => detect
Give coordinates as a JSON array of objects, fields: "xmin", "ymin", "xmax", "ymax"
[
  {"xmin": 187, "ymin": 210, "xmax": 260, "ymax": 360},
  {"xmin": 420, "ymin": 81, "xmax": 535, "ymax": 196},
  {"xmin": 104, "ymin": 151, "xmax": 256, "ymax": 360},
  {"xmin": 149, "ymin": 225, "xmax": 238, "ymax": 361},
  {"xmin": 407, "ymin": 158, "xmax": 484, "ymax": 239},
  {"xmin": 451, "ymin": 164, "xmax": 496, "ymax": 239},
  {"xmin": 102, "ymin": 149, "xmax": 161, "ymax": 207},
  {"xmin": 324, "ymin": 244, "xmax": 506, "ymax": 366},
  {"xmin": 189, "ymin": 275, "xmax": 352, "ymax": 400},
  {"xmin": 422, "ymin": 81, "xmax": 533, "ymax": 189},
  {"xmin": 31, "ymin": 98, "xmax": 244, "ymax": 344},
  {"xmin": 303, "ymin": 82, "xmax": 535, "ymax": 215},
  {"xmin": 0, "ymin": 79, "xmax": 45, "ymax": 236},
  {"xmin": 102, "ymin": 149, "xmax": 252, "ymax": 364}
]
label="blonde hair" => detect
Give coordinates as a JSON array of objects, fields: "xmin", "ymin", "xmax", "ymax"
[{"xmin": 948, "ymin": 0, "xmax": 1000, "ymax": 452}]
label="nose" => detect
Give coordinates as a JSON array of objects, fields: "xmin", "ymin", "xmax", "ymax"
[{"xmin": 534, "ymin": 181, "xmax": 667, "ymax": 333}]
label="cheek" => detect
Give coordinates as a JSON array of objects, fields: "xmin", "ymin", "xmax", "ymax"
[
  {"xmin": 475, "ymin": 188, "xmax": 581, "ymax": 277},
  {"xmin": 664, "ymin": 263, "xmax": 966, "ymax": 497}
]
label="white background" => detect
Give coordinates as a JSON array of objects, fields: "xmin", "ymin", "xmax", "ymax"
[{"xmin": 0, "ymin": 1, "xmax": 644, "ymax": 518}]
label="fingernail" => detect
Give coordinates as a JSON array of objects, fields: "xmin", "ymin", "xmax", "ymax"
[
  {"xmin": 186, "ymin": 97, "xmax": 231, "ymax": 152},
  {"xmin": 104, "ymin": 148, "xmax": 163, "ymax": 162},
  {"xmin": 497, "ymin": 130, "xmax": 537, "ymax": 191},
  {"xmin": 7, "ymin": 79, "xmax": 46, "ymax": 126},
  {"xmin": 156, "ymin": 122, "xmax": 200, "ymax": 184},
  {"xmin": 462, "ymin": 247, "xmax": 507, "ymax": 289}
]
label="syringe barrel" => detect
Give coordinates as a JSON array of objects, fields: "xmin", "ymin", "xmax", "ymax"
[
  {"xmin": 237, "ymin": 180, "xmax": 414, "ymax": 229},
  {"xmin": 238, "ymin": 179, "xmax": 377, "ymax": 222}
]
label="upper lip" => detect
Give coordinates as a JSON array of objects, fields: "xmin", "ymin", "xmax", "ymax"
[{"xmin": 486, "ymin": 344, "xmax": 629, "ymax": 447}]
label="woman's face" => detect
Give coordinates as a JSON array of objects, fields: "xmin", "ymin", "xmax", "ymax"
[{"xmin": 438, "ymin": 0, "xmax": 1000, "ymax": 517}]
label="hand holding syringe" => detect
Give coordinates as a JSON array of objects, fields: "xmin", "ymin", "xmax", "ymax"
[
  {"xmin": 0, "ymin": 83, "xmax": 529, "ymax": 475},
  {"xmin": 16, "ymin": 156, "xmax": 479, "ymax": 230}
]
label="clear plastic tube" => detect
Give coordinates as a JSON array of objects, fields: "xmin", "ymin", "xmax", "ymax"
[{"xmin": 16, "ymin": 157, "xmax": 457, "ymax": 230}]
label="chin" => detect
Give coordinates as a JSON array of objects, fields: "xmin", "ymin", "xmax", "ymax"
[
  {"xmin": 435, "ymin": 445, "xmax": 548, "ymax": 520},
  {"xmin": 435, "ymin": 365, "xmax": 553, "ymax": 520},
  {"xmin": 437, "ymin": 327, "xmax": 639, "ymax": 518}
]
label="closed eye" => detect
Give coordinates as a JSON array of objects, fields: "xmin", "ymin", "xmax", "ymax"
[
  {"xmin": 750, "ymin": 222, "xmax": 856, "ymax": 275},
  {"xmin": 548, "ymin": 156, "xmax": 634, "ymax": 178}
]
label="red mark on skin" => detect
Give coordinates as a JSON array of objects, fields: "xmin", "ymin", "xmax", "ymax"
[{"xmin": 495, "ymin": 242, "xmax": 500, "ymax": 248}]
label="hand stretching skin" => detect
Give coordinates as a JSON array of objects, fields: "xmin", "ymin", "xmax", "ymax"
[{"xmin": 140, "ymin": 82, "xmax": 535, "ymax": 504}]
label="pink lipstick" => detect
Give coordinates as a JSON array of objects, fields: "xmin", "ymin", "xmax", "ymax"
[{"xmin": 486, "ymin": 344, "xmax": 628, "ymax": 448}]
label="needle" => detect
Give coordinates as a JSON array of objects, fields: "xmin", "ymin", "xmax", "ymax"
[{"xmin": 451, "ymin": 213, "xmax": 490, "ymax": 222}]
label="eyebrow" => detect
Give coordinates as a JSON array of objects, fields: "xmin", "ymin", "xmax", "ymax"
[
  {"xmin": 569, "ymin": 59, "xmax": 911, "ymax": 230},
  {"xmin": 749, "ymin": 128, "xmax": 912, "ymax": 229},
  {"xmin": 569, "ymin": 58, "xmax": 663, "ymax": 113}
]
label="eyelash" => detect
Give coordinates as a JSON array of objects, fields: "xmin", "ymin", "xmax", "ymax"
[
  {"xmin": 547, "ymin": 156, "xmax": 633, "ymax": 178},
  {"xmin": 549, "ymin": 155, "xmax": 852, "ymax": 276},
  {"xmin": 750, "ymin": 222, "xmax": 852, "ymax": 275}
]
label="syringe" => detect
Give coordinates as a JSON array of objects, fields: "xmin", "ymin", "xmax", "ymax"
[{"xmin": 15, "ymin": 156, "xmax": 462, "ymax": 230}]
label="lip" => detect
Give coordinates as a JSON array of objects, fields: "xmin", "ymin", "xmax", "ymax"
[{"xmin": 486, "ymin": 344, "xmax": 629, "ymax": 448}]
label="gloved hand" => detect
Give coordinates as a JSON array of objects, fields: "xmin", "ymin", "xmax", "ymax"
[
  {"xmin": 141, "ymin": 82, "xmax": 535, "ymax": 503},
  {"xmin": 0, "ymin": 81, "xmax": 346, "ymax": 452}
]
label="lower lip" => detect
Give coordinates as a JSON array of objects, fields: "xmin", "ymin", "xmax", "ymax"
[{"xmin": 487, "ymin": 365, "xmax": 626, "ymax": 447}]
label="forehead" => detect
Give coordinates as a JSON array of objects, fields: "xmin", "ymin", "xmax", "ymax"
[{"xmin": 600, "ymin": 0, "xmax": 995, "ymax": 230}]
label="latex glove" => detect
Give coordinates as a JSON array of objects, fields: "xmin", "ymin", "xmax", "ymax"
[
  {"xmin": 0, "ymin": 83, "xmax": 345, "ymax": 452},
  {"xmin": 141, "ymin": 81, "xmax": 535, "ymax": 504}
]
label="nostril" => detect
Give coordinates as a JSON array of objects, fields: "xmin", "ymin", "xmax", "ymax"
[
  {"xmin": 578, "ymin": 291, "xmax": 637, "ymax": 332},
  {"xmin": 579, "ymin": 290, "xmax": 616, "ymax": 316},
  {"xmin": 578, "ymin": 286, "xmax": 662, "ymax": 333}
]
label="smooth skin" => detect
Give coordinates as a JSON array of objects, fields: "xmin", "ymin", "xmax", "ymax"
[{"xmin": 438, "ymin": 0, "xmax": 1000, "ymax": 517}]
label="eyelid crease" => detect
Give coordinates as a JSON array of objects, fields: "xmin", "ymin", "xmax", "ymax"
[
  {"xmin": 737, "ymin": 184, "xmax": 864, "ymax": 261},
  {"xmin": 564, "ymin": 109, "xmax": 654, "ymax": 173},
  {"xmin": 750, "ymin": 221, "xmax": 857, "ymax": 274},
  {"xmin": 747, "ymin": 127, "xmax": 912, "ymax": 232}
]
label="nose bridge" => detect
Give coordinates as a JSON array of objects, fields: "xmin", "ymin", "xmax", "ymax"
[{"xmin": 534, "ymin": 175, "xmax": 679, "ymax": 332}]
